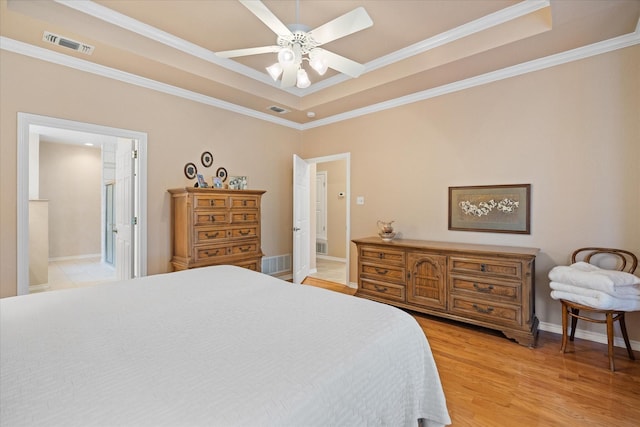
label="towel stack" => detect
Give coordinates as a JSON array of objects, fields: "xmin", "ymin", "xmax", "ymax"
[{"xmin": 549, "ymin": 262, "xmax": 640, "ymax": 311}]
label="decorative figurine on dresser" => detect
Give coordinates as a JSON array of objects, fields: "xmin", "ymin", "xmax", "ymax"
[
  {"xmin": 169, "ymin": 187, "xmax": 265, "ymax": 272},
  {"xmin": 352, "ymin": 236, "xmax": 540, "ymax": 347}
]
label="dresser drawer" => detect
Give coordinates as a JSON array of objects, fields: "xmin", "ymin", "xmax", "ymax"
[
  {"xmin": 236, "ymin": 257, "xmax": 261, "ymax": 271},
  {"xmin": 359, "ymin": 245, "xmax": 405, "ymax": 266},
  {"xmin": 194, "ymin": 244, "xmax": 230, "ymax": 261},
  {"xmin": 449, "ymin": 276, "xmax": 520, "ymax": 303},
  {"xmin": 230, "ymin": 196, "xmax": 260, "ymax": 209},
  {"xmin": 449, "ymin": 295, "xmax": 522, "ymax": 328},
  {"xmin": 194, "ymin": 211, "xmax": 229, "ymax": 226},
  {"xmin": 360, "ymin": 262, "xmax": 405, "ymax": 284},
  {"xmin": 230, "ymin": 210, "xmax": 259, "ymax": 223},
  {"xmin": 450, "ymin": 256, "xmax": 522, "ymax": 280},
  {"xmin": 230, "ymin": 241, "xmax": 259, "ymax": 256},
  {"xmin": 229, "ymin": 225, "xmax": 258, "ymax": 239},
  {"xmin": 193, "ymin": 195, "xmax": 228, "ymax": 209},
  {"xmin": 194, "ymin": 227, "xmax": 229, "ymax": 244},
  {"xmin": 359, "ymin": 278, "xmax": 405, "ymax": 302}
]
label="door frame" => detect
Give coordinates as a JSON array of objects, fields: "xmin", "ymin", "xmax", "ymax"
[
  {"xmin": 301, "ymin": 152, "xmax": 351, "ymax": 287},
  {"xmin": 16, "ymin": 112, "xmax": 148, "ymax": 295}
]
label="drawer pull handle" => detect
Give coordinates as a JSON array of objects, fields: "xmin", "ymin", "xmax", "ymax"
[
  {"xmin": 239, "ymin": 230, "xmax": 251, "ymax": 236},
  {"xmin": 203, "ymin": 250, "xmax": 220, "ymax": 257},
  {"xmin": 473, "ymin": 283, "xmax": 494, "ymax": 292},
  {"xmin": 239, "ymin": 246, "xmax": 250, "ymax": 252},
  {"xmin": 472, "ymin": 304, "xmax": 494, "ymax": 314},
  {"xmin": 375, "ymin": 268, "xmax": 389, "ymax": 275},
  {"xmin": 243, "ymin": 200, "xmax": 247, "ymax": 206},
  {"xmin": 378, "ymin": 253, "xmax": 385, "ymax": 259},
  {"xmin": 480, "ymin": 263, "xmax": 487, "ymax": 272},
  {"xmin": 210, "ymin": 200, "xmax": 215, "ymax": 206},
  {"xmin": 209, "ymin": 215, "xmax": 216, "ymax": 222},
  {"xmin": 374, "ymin": 284, "xmax": 388, "ymax": 293},
  {"xmin": 204, "ymin": 232, "xmax": 220, "ymax": 239}
]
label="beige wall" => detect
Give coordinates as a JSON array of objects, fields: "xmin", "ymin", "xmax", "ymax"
[
  {"xmin": 301, "ymin": 45, "xmax": 640, "ymax": 340},
  {"xmin": 39, "ymin": 141, "xmax": 102, "ymax": 258},
  {"xmin": 0, "ymin": 50, "xmax": 301, "ymax": 297},
  {"xmin": 1, "ymin": 44, "xmax": 638, "ymax": 341}
]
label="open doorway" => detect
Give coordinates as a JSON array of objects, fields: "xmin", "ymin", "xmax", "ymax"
[
  {"xmin": 308, "ymin": 158, "xmax": 348, "ymax": 285},
  {"xmin": 16, "ymin": 113, "xmax": 148, "ymax": 296},
  {"xmin": 293, "ymin": 153, "xmax": 351, "ymax": 287}
]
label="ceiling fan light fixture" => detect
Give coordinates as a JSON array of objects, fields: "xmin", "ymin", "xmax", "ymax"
[
  {"xmin": 266, "ymin": 63, "xmax": 283, "ymax": 81},
  {"xmin": 309, "ymin": 49, "xmax": 328, "ymax": 75},
  {"xmin": 296, "ymin": 68, "xmax": 311, "ymax": 88},
  {"xmin": 277, "ymin": 47, "xmax": 296, "ymax": 65}
]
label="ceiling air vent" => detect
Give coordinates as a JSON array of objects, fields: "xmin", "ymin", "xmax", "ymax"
[
  {"xmin": 43, "ymin": 31, "xmax": 94, "ymax": 55},
  {"xmin": 268, "ymin": 105, "xmax": 289, "ymax": 114}
]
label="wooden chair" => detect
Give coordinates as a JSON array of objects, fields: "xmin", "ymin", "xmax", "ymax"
[{"xmin": 560, "ymin": 247, "xmax": 638, "ymax": 371}]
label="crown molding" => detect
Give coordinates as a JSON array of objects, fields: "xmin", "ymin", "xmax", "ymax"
[
  {"xmin": 54, "ymin": 0, "xmax": 550, "ymax": 98},
  {"xmin": 301, "ymin": 28, "xmax": 640, "ymax": 130},
  {"xmin": 364, "ymin": 0, "xmax": 550, "ymax": 74},
  {"xmin": 0, "ymin": 37, "xmax": 303, "ymax": 130},
  {"xmin": 53, "ymin": 0, "xmax": 287, "ymax": 89},
  {"xmin": 2, "ymin": 23, "xmax": 638, "ymax": 131}
]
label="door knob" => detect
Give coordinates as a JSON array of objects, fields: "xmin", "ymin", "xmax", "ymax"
[{"xmin": 292, "ymin": 227, "xmax": 301, "ymax": 231}]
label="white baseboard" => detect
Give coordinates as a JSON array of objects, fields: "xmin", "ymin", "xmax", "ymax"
[{"xmin": 538, "ymin": 321, "xmax": 640, "ymax": 351}]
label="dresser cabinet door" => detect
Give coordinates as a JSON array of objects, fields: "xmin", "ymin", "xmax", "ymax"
[{"xmin": 407, "ymin": 252, "xmax": 447, "ymax": 310}]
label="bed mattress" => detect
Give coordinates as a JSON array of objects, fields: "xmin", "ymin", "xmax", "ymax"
[{"xmin": 1, "ymin": 265, "xmax": 450, "ymax": 426}]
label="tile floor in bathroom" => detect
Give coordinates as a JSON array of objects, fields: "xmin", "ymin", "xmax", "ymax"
[{"xmin": 30, "ymin": 256, "xmax": 116, "ymax": 294}]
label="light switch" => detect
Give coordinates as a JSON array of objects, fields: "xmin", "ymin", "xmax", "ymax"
[{"xmin": 356, "ymin": 196, "xmax": 365, "ymax": 205}]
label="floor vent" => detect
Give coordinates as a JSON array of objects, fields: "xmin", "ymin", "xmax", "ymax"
[
  {"xmin": 43, "ymin": 31, "xmax": 95, "ymax": 55},
  {"xmin": 316, "ymin": 241, "xmax": 328, "ymax": 255},
  {"xmin": 262, "ymin": 254, "xmax": 291, "ymax": 276}
]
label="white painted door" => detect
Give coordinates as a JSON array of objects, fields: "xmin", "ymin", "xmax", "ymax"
[
  {"xmin": 115, "ymin": 138, "xmax": 135, "ymax": 280},
  {"xmin": 293, "ymin": 154, "xmax": 310, "ymax": 284},
  {"xmin": 316, "ymin": 171, "xmax": 327, "ymax": 241}
]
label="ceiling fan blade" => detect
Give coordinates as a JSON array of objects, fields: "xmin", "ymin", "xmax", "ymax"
[
  {"xmin": 239, "ymin": 0, "xmax": 293, "ymax": 37},
  {"xmin": 217, "ymin": 45, "xmax": 280, "ymax": 58},
  {"xmin": 322, "ymin": 50, "xmax": 366, "ymax": 78},
  {"xmin": 309, "ymin": 7, "xmax": 373, "ymax": 45},
  {"xmin": 280, "ymin": 64, "xmax": 297, "ymax": 88}
]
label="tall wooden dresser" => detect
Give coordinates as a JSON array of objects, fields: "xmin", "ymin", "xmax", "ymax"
[
  {"xmin": 353, "ymin": 237, "xmax": 539, "ymax": 347},
  {"xmin": 169, "ymin": 188, "xmax": 265, "ymax": 272}
]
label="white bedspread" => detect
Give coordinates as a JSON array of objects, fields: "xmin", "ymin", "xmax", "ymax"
[{"xmin": 1, "ymin": 265, "xmax": 450, "ymax": 427}]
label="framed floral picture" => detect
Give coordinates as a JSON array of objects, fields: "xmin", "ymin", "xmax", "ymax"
[{"xmin": 448, "ymin": 184, "xmax": 531, "ymax": 234}]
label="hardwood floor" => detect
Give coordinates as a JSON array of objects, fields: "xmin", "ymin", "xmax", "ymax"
[{"xmin": 302, "ymin": 278, "xmax": 640, "ymax": 426}]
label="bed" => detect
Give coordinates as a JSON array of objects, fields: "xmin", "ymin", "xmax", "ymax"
[{"xmin": 1, "ymin": 265, "xmax": 450, "ymax": 426}]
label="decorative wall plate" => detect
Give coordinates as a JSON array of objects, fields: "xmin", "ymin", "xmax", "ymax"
[
  {"xmin": 216, "ymin": 167, "xmax": 228, "ymax": 182},
  {"xmin": 201, "ymin": 151, "xmax": 213, "ymax": 167},
  {"xmin": 184, "ymin": 162, "xmax": 197, "ymax": 179}
]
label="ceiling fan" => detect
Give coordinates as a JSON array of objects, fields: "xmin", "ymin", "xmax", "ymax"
[{"xmin": 217, "ymin": 0, "xmax": 373, "ymax": 89}]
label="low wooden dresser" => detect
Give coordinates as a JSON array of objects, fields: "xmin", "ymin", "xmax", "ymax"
[
  {"xmin": 169, "ymin": 188, "xmax": 265, "ymax": 271},
  {"xmin": 353, "ymin": 237, "xmax": 539, "ymax": 347}
]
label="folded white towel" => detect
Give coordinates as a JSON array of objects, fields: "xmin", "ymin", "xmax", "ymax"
[
  {"xmin": 550, "ymin": 281, "xmax": 640, "ymax": 298},
  {"xmin": 550, "ymin": 286, "xmax": 640, "ymax": 311},
  {"xmin": 548, "ymin": 262, "xmax": 640, "ymax": 295}
]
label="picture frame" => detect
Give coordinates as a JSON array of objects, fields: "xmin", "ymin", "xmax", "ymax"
[
  {"xmin": 228, "ymin": 176, "xmax": 247, "ymax": 190},
  {"xmin": 216, "ymin": 167, "xmax": 228, "ymax": 182},
  {"xmin": 201, "ymin": 151, "xmax": 213, "ymax": 167},
  {"xmin": 212, "ymin": 176, "xmax": 223, "ymax": 188},
  {"xmin": 196, "ymin": 173, "xmax": 208, "ymax": 188},
  {"xmin": 184, "ymin": 162, "xmax": 197, "ymax": 180},
  {"xmin": 448, "ymin": 184, "xmax": 531, "ymax": 234}
]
